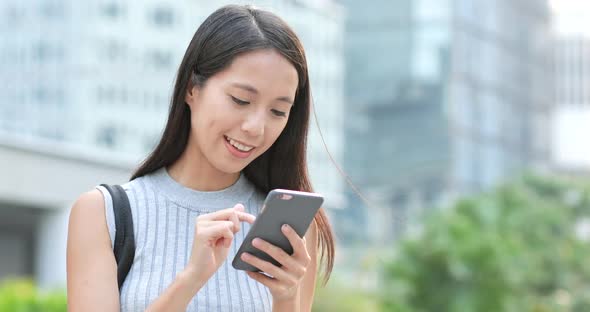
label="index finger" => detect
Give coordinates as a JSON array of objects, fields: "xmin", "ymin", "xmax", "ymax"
[
  {"xmin": 199, "ymin": 205, "xmax": 256, "ymax": 224},
  {"xmin": 233, "ymin": 204, "xmax": 256, "ymax": 224},
  {"xmin": 236, "ymin": 211, "xmax": 256, "ymax": 224}
]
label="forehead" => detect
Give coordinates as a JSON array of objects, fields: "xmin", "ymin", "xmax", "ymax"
[{"xmin": 213, "ymin": 49, "xmax": 299, "ymax": 95}]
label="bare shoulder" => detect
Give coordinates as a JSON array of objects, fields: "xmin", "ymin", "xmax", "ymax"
[
  {"xmin": 68, "ymin": 190, "xmax": 111, "ymax": 244},
  {"xmin": 67, "ymin": 189, "xmax": 119, "ymax": 311},
  {"xmin": 68, "ymin": 190, "xmax": 110, "ymax": 244},
  {"xmin": 70, "ymin": 190, "xmax": 105, "ymax": 219}
]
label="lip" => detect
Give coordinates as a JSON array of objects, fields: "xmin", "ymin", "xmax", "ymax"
[
  {"xmin": 224, "ymin": 135, "xmax": 255, "ymax": 159},
  {"xmin": 224, "ymin": 135, "xmax": 257, "ymax": 148}
]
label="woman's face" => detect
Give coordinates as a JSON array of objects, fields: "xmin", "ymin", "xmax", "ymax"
[{"xmin": 185, "ymin": 49, "xmax": 299, "ymax": 174}]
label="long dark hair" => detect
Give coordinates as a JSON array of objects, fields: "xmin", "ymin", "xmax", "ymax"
[{"xmin": 131, "ymin": 4, "xmax": 334, "ymax": 284}]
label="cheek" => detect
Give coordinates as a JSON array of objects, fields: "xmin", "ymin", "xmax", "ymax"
[
  {"xmin": 265, "ymin": 122, "xmax": 288, "ymax": 147},
  {"xmin": 190, "ymin": 116, "xmax": 218, "ymax": 152},
  {"xmin": 190, "ymin": 107, "xmax": 221, "ymax": 137}
]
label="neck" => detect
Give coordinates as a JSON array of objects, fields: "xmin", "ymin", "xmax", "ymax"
[{"xmin": 167, "ymin": 143, "xmax": 240, "ymax": 192}]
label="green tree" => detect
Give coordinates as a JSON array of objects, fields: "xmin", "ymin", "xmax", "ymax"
[
  {"xmin": 0, "ymin": 279, "xmax": 66, "ymax": 312},
  {"xmin": 381, "ymin": 175, "xmax": 590, "ymax": 312}
]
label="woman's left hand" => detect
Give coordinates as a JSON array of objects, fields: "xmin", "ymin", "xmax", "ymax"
[{"xmin": 241, "ymin": 224, "xmax": 311, "ymax": 303}]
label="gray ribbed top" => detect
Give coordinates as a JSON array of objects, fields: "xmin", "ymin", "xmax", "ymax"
[{"xmin": 97, "ymin": 167, "xmax": 272, "ymax": 312}]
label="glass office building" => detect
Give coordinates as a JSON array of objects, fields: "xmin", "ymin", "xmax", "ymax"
[
  {"xmin": 0, "ymin": 0, "xmax": 345, "ymax": 206},
  {"xmin": 550, "ymin": 1, "xmax": 590, "ymax": 172},
  {"xmin": 337, "ymin": 0, "xmax": 552, "ymax": 244}
]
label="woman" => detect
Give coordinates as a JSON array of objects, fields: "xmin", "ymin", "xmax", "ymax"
[{"xmin": 66, "ymin": 4, "xmax": 335, "ymax": 312}]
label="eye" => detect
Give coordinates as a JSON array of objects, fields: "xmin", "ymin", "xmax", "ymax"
[
  {"xmin": 271, "ymin": 109, "xmax": 287, "ymax": 117},
  {"xmin": 231, "ymin": 95, "xmax": 249, "ymax": 106}
]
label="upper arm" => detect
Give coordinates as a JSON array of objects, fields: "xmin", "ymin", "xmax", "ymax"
[
  {"xmin": 299, "ymin": 220, "xmax": 319, "ymax": 312},
  {"xmin": 66, "ymin": 190, "xmax": 120, "ymax": 312}
]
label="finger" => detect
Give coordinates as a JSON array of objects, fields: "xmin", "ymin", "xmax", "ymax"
[
  {"xmin": 198, "ymin": 207, "xmax": 255, "ymax": 224},
  {"xmin": 246, "ymin": 271, "xmax": 280, "ymax": 288},
  {"xmin": 234, "ymin": 203, "xmax": 245, "ymax": 211},
  {"xmin": 233, "ymin": 204, "xmax": 256, "ymax": 224},
  {"xmin": 281, "ymin": 225, "xmax": 308, "ymax": 260},
  {"xmin": 229, "ymin": 209, "xmax": 240, "ymax": 233},
  {"xmin": 195, "ymin": 219, "xmax": 229, "ymax": 228},
  {"xmin": 199, "ymin": 221, "xmax": 234, "ymax": 245},
  {"xmin": 236, "ymin": 211, "xmax": 256, "ymax": 224},
  {"xmin": 240, "ymin": 252, "xmax": 291, "ymax": 281},
  {"xmin": 203, "ymin": 221, "xmax": 234, "ymax": 233},
  {"xmin": 251, "ymin": 237, "xmax": 299, "ymax": 269},
  {"xmin": 212, "ymin": 226, "xmax": 234, "ymax": 248},
  {"xmin": 197, "ymin": 208, "xmax": 238, "ymax": 221},
  {"xmin": 197, "ymin": 216, "xmax": 251, "ymax": 234},
  {"xmin": 223, "ymin": 237, "xmax": 232, "ymax": 248}
]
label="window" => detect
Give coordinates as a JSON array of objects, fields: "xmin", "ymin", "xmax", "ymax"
[
  {"xmin": 151, "ymin": 7, "xmax": 174, "ymax": 27},
  {"xmin": 97, "ymin": 125, "xmax": 117, "ymax": 148},
  {"xmin": 40, "ymin": 1, "xmax": 64, "ymax": 19},
  {"xmin": 152, "ymin": 50, "xmax": 171, "ymax": 69},
  {"xmin": 104, "ymin": 39, "xmax": 126, "ymax": 62},
  {"xmin": 101, "ymin": 3, "xmax": 124, "ymax": 20},
  {"xmin": 33, "ymin": 42, "xmax": 49, "ymax": 62},
  {"xmin": 34, "ymin": 87, "xmax": 47, "ymax": 103},
  {"xmin": 5, "ymin": 5, "xmax": 25, "ymax": 24}
]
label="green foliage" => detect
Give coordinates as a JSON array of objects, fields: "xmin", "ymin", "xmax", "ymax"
[
  {"xmin": 0, "ymin": 279, "xmax": 66, "ymax": 312},
  {"xmin": 313, "ymin": 276, "xmax": 380, "ymax": 312},
  {"xmin": 380, "ymin": 174, "xmax": 590, "ymax": 312}
]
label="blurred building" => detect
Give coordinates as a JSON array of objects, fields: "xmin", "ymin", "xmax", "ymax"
[
  {"xmin": 554, "ymin": 36, "xmax": 590, "ymax": 109},
  {"xmin": 0, "ymin": 0, "xmax": 345, "ymax": 287},
  {"xmin": 0, "ymin": 1, "xmax": 191, "ymax": 153},
  {"xmin": 337, "ymin": 0, "xmax": 553, "ymax": 245},
  {"xmin": 0, "ymin": 0, "xmax": 345, "ymax": 206},
  {"xmin": 0, "ymin": 137, "xmax": 133, "ymax": 288},
  {"xmin": 550, "ymin": 0, "xmax": 590, "ymax": 172}
]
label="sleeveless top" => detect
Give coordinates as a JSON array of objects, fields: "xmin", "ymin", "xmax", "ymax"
[{"xmin": 96, "ymin": 167, "xmax": 273, "ymax": 312}]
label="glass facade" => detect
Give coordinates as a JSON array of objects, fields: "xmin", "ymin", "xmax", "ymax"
[
  {"xmin": 0, "ymin": 0, "xmax": 346, "ymax": 210},
  {"xmin": 554, "ymin": 37, "xmax": 590, "ymax": 107},
  {"xmin": 338, "ymin": 0, "xmax": 552, "ymax": 244},
  {"xmin": 450, "ymin": 0, "xmax": 552, "ymax": 193},
  {"xmin": 551, "ymin": 2, "xmax": 590, "ymax": 171}
]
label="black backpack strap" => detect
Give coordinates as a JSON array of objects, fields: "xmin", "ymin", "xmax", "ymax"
[{"xmin": 100, "ymin": 184, "xmax": 135, "ymax": 291}]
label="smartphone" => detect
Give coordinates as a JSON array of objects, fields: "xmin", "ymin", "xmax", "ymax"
[{"xmin": 232, "ymin": 189, "xmax": 324, "ymax": 271}]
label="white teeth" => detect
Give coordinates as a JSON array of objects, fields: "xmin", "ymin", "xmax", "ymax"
[{"xmin": 226, "ymin": 136, "xmax": 254, "ymax": 152}]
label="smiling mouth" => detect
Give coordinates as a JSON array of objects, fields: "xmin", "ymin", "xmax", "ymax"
[{"xmin": 224, "ymin": 135, "xmax": 255, "ymax": 152}]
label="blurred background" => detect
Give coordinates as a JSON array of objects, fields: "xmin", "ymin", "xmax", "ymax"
[{"xmin": 1, "ymin": 0, "xmax": 589, "ymax": 311}]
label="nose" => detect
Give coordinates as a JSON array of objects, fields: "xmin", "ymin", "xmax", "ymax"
[{"xmin": 241, "ymin": 110, "xmax": 265, "ymax": 138}]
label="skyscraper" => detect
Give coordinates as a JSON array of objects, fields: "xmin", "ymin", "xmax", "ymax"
[
  {"xmin": 0, "ymin": 0, "xmax": 345, "ymax": 207},
  {"xmin": 550, "ymin": 0, "xmax": 590, "ymax": 171},
  {"xmin": 338, "ymin": 0, "xmax": 552, "ymax": 245}
]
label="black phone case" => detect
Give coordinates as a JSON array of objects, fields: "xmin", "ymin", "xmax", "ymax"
[{"xmin": 231, "ymin": 189, "xmax": 324, "ymax": 271}]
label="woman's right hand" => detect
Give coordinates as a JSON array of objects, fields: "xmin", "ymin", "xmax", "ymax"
[{"xmin": 185, "ymin": 204, "xmax": 255, "ymax": 285}]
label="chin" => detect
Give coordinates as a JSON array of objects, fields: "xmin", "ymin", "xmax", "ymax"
[{"xmin": 215, "ymin": 161, "xmax": 249, "ymax": 175}]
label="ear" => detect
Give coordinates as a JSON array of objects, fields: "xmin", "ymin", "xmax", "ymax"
[{"xmin": 184, "ymin": 85, "xmax": 199, "ymax": 109}]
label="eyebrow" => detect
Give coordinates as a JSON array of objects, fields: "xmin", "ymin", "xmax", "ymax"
[{"xmin": 231, "ymin": 82, "xmax": 294, "ymax": 105}]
